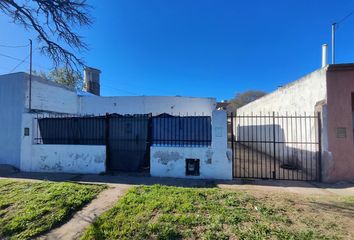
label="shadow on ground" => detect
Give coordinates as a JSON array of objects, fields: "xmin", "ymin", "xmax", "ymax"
[{"xmin": 1, "ymin": 164, "xmax": 354, "ymax": 195}]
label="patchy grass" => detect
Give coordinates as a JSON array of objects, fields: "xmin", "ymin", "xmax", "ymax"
[
  {"xmin": 82, "ymin": 185, "xmax": 354, "ymax": 240},
  {"xmin": 0, "ymin": 179, "xmax": 105, "ymax": 240}
]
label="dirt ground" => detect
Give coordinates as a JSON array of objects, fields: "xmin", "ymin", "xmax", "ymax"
[{"xmin": 232, "ymin": 143, "xmax": 319, "ymax": 181}]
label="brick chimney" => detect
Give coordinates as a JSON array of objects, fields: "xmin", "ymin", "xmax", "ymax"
[{"xmin": 84, "ymin": 67, "xmax": 101, "ymax": 96}]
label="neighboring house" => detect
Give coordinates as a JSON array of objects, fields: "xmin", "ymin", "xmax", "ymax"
[
  {"xmin": 0, "ymin": 70, "xmax": 232, "ymax": 180},
  {"xmin": 237, "ymin": 64, "xmax": 354, "ymax": 182}
]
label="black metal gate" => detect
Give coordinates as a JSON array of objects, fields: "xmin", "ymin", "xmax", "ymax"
[
  {"xmin": 228, "ymin": 112, "xmax": 322, "ymax": 181},
  {"xmin": 106, "ymin": 114, "xmax": 151, "ymax": 171},
  {"xmin": 36, "ymin": 113, "xmax": 151, "ymax": 172}
]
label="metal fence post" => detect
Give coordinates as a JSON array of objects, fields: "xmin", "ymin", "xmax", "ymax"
[
  {"xmin": 146, "ymin": 113, "xmax": 153, "ymax": 168},
  {"xmin": 272, "ymin": 112, "xmax": 276, "ymax": 179},
  {"xmin": 105, "ymin": 113, "xmax": 110, "ymax": 172},
  {"xmin": 230, "ymin": 112, "xmax": 235, "ymax": 178},
  {"xmin": 317, "ymin": 112, "xmax": 322, "ymax": 182}
]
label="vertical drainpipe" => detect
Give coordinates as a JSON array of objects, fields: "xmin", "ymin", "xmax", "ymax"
[
  {"xmin": 332, "ymin": 23, "xmax": 336, "ymax": 64},
  {"xmin": 29, "ymin": 39, "xmax": 32, "ymax": 111}
]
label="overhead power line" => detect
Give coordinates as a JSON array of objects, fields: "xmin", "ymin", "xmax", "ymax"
[
  {"xmin": 332, "ymin": 8, "xmax": 354, "ymax": 64},
  {"xmin": 0, "ymin": 52, "xmax": 52, "ymax": 72},
  {"xmin": 337, "ymin": 10, "xmax": 354, "ymax": 25},
  {"xmin": 10, "ymin": 55, "xmax": 29, "ymax": 73},
  {"xmin": 0, "ymin": 43, "xmax": 29, "ymax": 48},
  {"xmin": 0, "ymin": 52, "xmax": 24, "ymax": 62}
]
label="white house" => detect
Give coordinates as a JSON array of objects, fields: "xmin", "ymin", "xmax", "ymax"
[{"xmin": 0, "ymin": 69, "xmax": 232, "ymax": 180}]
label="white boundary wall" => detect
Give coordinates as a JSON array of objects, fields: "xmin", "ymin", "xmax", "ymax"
[
  {"xmin": 0, "ymin": 73, "xmax": 26, "ymax": 168},
  {"xmin": 79, "ymin": 95, "xmax": 216, "ymax": 116},
  {"xmin": 20, "ymin": 113, "xmax": 105, "ymax": 174},
  {"xmin": 150, "ymin": 110, "xmax": 232, "ymax": 180},
  {"xmin": 237, "ymin": 68, "xmax": 327, "ymax": 115},
  {"xmin": 27, "ymin": 145, "xmax": 105, "ymax": 174},
  {"xmin": 26, "ymin": 75, "xmax": 79, "ymax": 114}
]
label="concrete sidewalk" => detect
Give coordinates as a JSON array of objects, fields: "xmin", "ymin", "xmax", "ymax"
[
  {"xmin": 217, "ymin": 179, "xmax": 354, "ymax": 196},
  {"xmin": 38, "ymin": 184, "xmax": 131, "ymax": 240},
  {"xmin": 1, "ymin": 171, "xmax": 354, "ymax": 196}
]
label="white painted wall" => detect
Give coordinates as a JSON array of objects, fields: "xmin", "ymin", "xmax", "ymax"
[
  {"xmin": 0, "ymin": 73, "xmax": 26, "ymax": 168},
  {"xmin": 25, "ymin": 145, "xmax": 105, "ymax": 174},
  {"xmin": 79, "ymin": 96, "xmax": 216, "ymax": 116},
  {"xmin": 20, "ymin": 113, "xmax": 105, "ymax": 174},
  {"xmin": 237, "ymin": 67, "xmax": 327, "ymax": 115},
  {"xmin": 150, "ymin": 110, "xmax": 232, "ymax": 180},
  {"xmin": 20, "ymin": 113, "xmax": 40, "ymax": 171},
  {"xmin": 18, "ymin": 73, "xmax": 217, "ymax": 117},
  {"xmin": 27, "ymin": 75, "xmax": 79, "ymax": 114}
]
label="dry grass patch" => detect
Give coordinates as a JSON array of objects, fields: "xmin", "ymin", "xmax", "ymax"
[{"xmin": 81, "ymin": 185, "xmax": 354, "ymax": 240}]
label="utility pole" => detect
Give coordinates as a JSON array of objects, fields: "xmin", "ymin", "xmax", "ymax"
[
  {"xmin": 332, "ymin": 23, "xmax": 336, "ymax": 64},
  {"xmin": 29, "ymin": 39, "xmax": 32, "ymax": 111}
]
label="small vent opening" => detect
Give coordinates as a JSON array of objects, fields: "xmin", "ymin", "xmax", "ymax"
[{"xmin": 186, "ymin": 159, "xmax": 200, "ymax": 176}]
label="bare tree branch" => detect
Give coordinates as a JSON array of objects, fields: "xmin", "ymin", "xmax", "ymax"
[
  {"xmin": 227, "ymin": 90, "xmax": 267, "ymax": 113},
  {"xmin": 0, "ymin": 0, "xmax": 92, "ymax": 72}
]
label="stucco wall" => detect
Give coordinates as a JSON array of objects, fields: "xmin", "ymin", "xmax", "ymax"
[
  {"xmin": 20, "ymin": 113, "xmax": 106, "ymax": 174},
  {"xmin": 326, "ymin": 65, "xmax": 354, "ymax": 182},
  {"xmin": 2, "ymin": 73, "xmax": 215, "ymax": 118},
  {"xmin": 79, "ymin": 96, "xmax": 216, "ymax": 116},
  {"xmin": 150, "ymin": 110, "xmax": 232, "ymax": 180},
  {"xmin": 24, "ymin": 145, "xmax": 105, "ymax": 173},
  {"xmin": 237, "ymin": 67, "xmax": 327, "ymax": 114},
  {"xmin": 27, "ymin": 75, "xmax": 79, "ymax": 114},
  {"xmin": 0, "ymin": 73, "xmax": 26, "ymax": 168}
]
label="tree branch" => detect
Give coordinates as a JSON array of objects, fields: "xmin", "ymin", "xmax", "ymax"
[{"xmin": 0, "ymin": 0, "xmax": 92, "ymax": 72}]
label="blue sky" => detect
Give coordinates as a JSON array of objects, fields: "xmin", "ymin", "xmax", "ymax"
[{"xmin": 1, "ymin": 0, "xmax": 354, "ymax": 101}]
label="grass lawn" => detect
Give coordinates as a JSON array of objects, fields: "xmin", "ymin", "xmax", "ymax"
[
  {"xmin": 82, "ymin": 185, "xmax": 354, "ymax": 240},
  {"xmin": 0, "ymin": 179, "xmax": 105, "ymax": 240}
]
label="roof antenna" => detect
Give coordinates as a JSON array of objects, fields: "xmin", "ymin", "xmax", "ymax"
[{"xmin": 332, "ymin": 23, "xmax": 336, "ymax": 64}]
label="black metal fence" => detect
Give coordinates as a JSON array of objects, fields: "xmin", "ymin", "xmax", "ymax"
[
  {"xmin": 228, "ymin": 112, "xmax": 322, "ymax": 181},
  {"xmin": 152, "ymin": 114, "xmax": 212, "ymax": 147},
  {"xmin": 35, "ymin": 113, "xmax": 212, "ymax": 147},
  {"xmin": 36, "ymin": 114, "xmax": 106, "ymax": 145}
]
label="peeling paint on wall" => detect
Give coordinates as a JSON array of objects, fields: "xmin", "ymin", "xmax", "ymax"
[
  {"xmin": 40, "ymin": 156, "xmax": 48, "ymax": 162},
  {"xmin": 226, "ymin": 150, "xmax": 232, "ymax": 162},
  {"xmin": 205, "ymin": 149, "xmax": 213, "ymax": 164},
  {"xmin": 40, "ymin": 162, "xmax": 63, "ymax": 171},
  {"xmin": 153, "ymin": 151, "xmax": 183, "ymax": 165},
  {"xmin": 150, "ymin": 111, "xmax": 233, "ymax": 180},
  {"xmin": 29, "ymin": 145, "xmax": 106, "ymax": 174},
  {"xmin": 94, "ymin": 155, "xmax": 104, "ymax": 163}
]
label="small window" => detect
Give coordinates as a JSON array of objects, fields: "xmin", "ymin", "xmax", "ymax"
[
  {"xmin": 24, "ymin": 127, "xmax": 30, "ymax": 136},
  {"xmin": 186, "ymin": 159, "xmax": 200, "ymax": 176}
]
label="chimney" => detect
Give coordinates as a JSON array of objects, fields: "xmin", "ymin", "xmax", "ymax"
[
  {"xmin": 84, "ymin": 67, "xmax": 101, "ymax": 96},
  {"xmin": 322, "ymin": 44, "xmax": 328, "ymax": 68}
]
